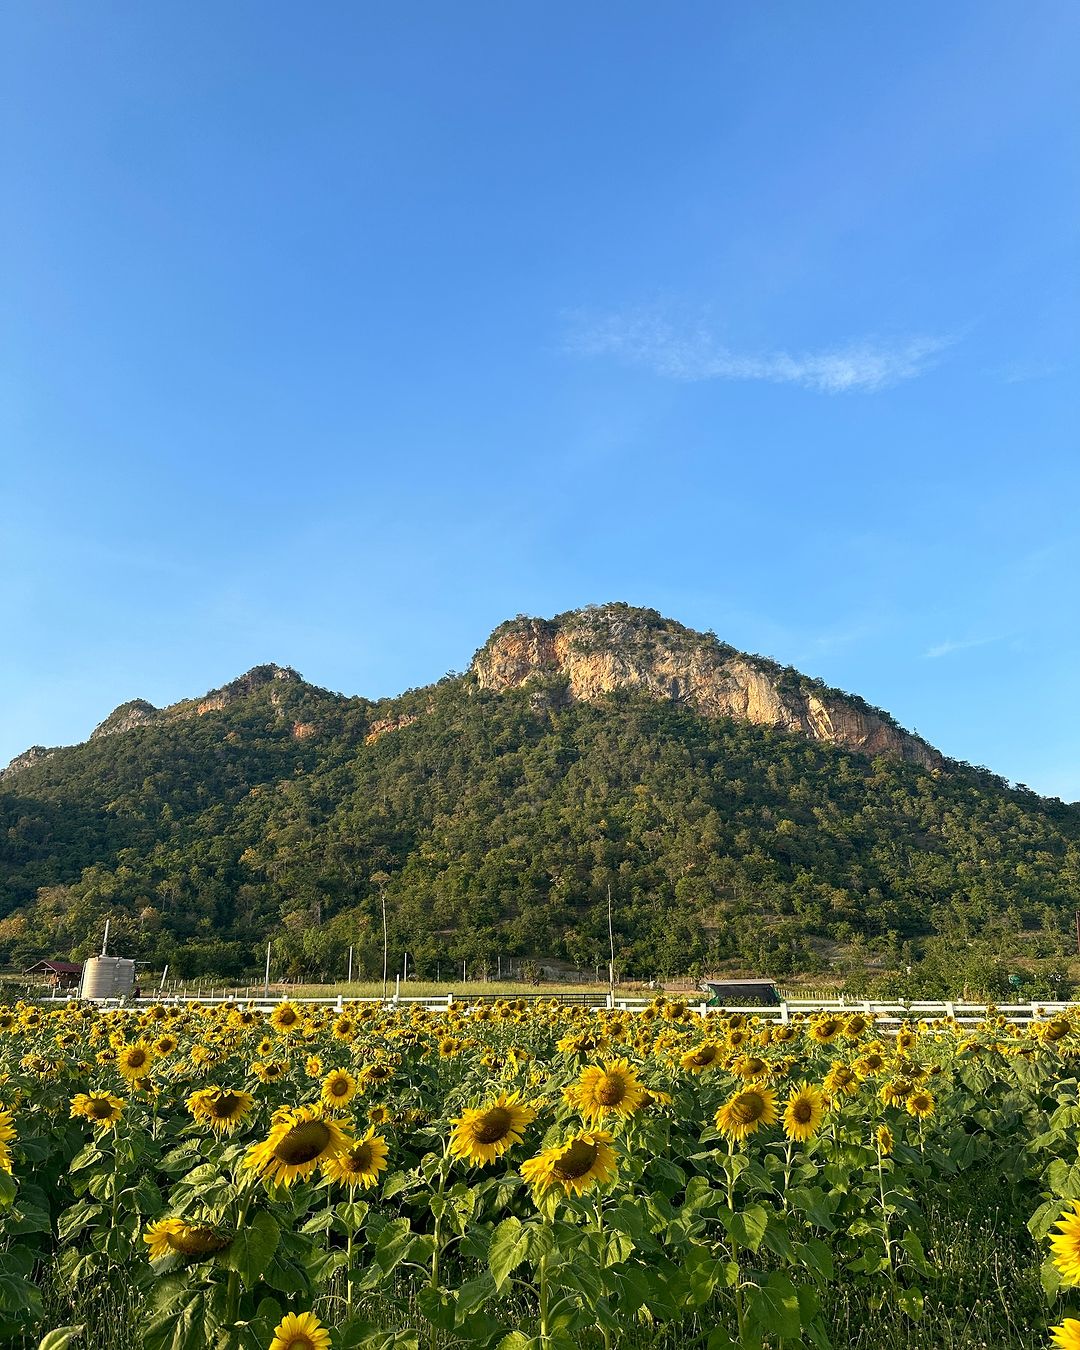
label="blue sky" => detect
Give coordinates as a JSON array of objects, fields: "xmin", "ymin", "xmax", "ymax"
[{"xmin": 2, "ymin": 2, "xmax": 1078, "ymax": 797}]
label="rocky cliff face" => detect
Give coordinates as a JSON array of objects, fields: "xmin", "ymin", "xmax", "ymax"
[
  {"xmin": 90, "ymin": 699, "xmax": 161, "ymax": 740},
  {"xmin": 0, "ymin": 745, "xmax": 58, "ymax": 781},
  {"xmin": 472, "ymin": 605, "xmax": 942, "ymax": 769},
  {"xmin": 3, "ymin": 665, "xmax": 307, "ymax": 780}
]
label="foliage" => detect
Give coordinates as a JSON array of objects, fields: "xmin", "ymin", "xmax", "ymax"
[
  {"xmin": 1, "ymin": 996, "xmax": 1077, "ymax": 1347},
  {"xmin": 1, "ymin": 662, "xmax": 1078, "ymax": 982}
]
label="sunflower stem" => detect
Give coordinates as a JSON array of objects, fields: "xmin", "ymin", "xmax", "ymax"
[
  {"xmin": 428, "ymin": 1147, "xmax": 451, "ymax": 1350},
  {"xmin": 876, "ymin": 1141, "xmax": 893, "ymax": 1276},
  {"xmin": 726, "ymin": 1150, "xmax": 746, "ymax": 1344}
]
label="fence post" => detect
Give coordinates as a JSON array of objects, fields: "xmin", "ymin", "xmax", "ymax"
[
  {"xmin": 447, "ymin": 992, "xmax": 453, "ymax": 1007},
  {"xmin": 336, "ymin": 994, "xmax": 343, "ymax": 1012},
  {"xmin": 945, "ymin": 1001, "xmax": 956, "ymax": 1020},
  {"xmin": 780, "ymin": 1001, "xmax": 790, "ymax": 1025}
]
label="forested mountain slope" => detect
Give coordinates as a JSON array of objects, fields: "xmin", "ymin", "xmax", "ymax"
[{"xmin": 2, "ymin": 604, "xmax": 1077, "ymax": 982}]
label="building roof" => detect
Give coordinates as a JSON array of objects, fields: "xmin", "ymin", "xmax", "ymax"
[
  {"xmin": 25, "ymin": 960, "xmax": 83, "ymax": 975},
  {"xmin": 702, "ymin": 977, "xmax": 777, "ymax": 987}
]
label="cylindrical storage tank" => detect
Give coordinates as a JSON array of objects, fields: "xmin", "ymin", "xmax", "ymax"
[{"xmin": 80, "ymin": 956, "xmax": 136, "ymax": 1000}]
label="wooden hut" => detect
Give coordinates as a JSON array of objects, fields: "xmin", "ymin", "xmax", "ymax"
[{"xmin": 24, "ymin": 959, "xmax": 83, "ymax": 991}]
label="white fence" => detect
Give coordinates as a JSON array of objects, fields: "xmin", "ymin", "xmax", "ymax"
[{"xmin": 50, "ymin": 989, "xmax": 1080, "ymax": 1026}]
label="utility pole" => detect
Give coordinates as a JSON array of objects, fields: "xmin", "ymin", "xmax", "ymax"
[
  {"xmin": 263, "ymin": 941, "xmax": 271, "ymax": 998},
  {"xmin": 347, "ymin": 945, "xmax": 353, "ymax": 984},
  {"xmin": 607, "ymin": 884, "xmax": 616, "ymax": 997},
  {"xmin": 1075, "ymin": 911, "xmax": 1080, "ymax": 958},
  {"xmin": 381, "ymin": 888, "xmax": 388, "ymax": 1000},
  {"xmin": 102, "ymin": 919, "xmax": 110, "ymax": 957},
  {"xmin": 403, "ymin": 950, "xmax": 408, "ymax": 982}
]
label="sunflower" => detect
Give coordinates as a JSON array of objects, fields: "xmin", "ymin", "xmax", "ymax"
[
  {"xmin": 321, "ymin": 1127, "xmax": 390, "ymax": 1190},
  {"xmin": 153, "ymin": 1035, "xmax": 179, "ymax": 1056},
  {"xmin": 905, "ymin": 1090, "xmax": 935, "ymax": 1119},
  {"xmin": 243, "ymin": 1105, "xmax": 352, "ymax": 1188},
  {"xmin": 368, "ymin": 1104, "xmax": 392, "ymax": 1126},
  {"xmin": 0, "ymin": 1108, "xmax": 15, "ymax": 1143},
  {"xmin": 808, "ymin": 1018, "xmax": 843, "ymax": 1045},
  {"xmin": 715, "ymin": 1086, "xmax": 777, "ymax": 1142},
  {"xmin": 320, "ymin": 1069, "xmax": 359, "ymax": 1110},
  {"xmin": 269, "ymin": 1311, "xmax": 331, "ymax": 1350},
  {"xmin": 187, "ymin": 1087, "xmax": 255, "ymax": 1134},
  {"xmin": 569, "ymin": 1059, "xmax": 646, "ymax": 1124},
  {"xmin": 771, "ymin": 1025, "xmax": 798, "ymax": 1044},
  {"xmin": 680, "ymin": 1041, "xmax": 724, "ymax": 1074},
  {"xmin": 252, "ymin": 1060, "xmax": 288, "ymax": 1083},
  {"xmin": 332, "ymin": 1015, "xmax": 357, "ymax": 1042},
  {"xmin": 449, "ymin": 1094, "xmax": 536, "ymax": 1166},
  {"xmin": 143, "ymin": 1217, "xmax": 231, "ymax": 1263},
  {"xmin": 854, "ymin": 1051, "xmax": 887, "ymax": 1078},
  {"xmin": 782, "ymin": 1084, "xmax": 825, "ymax": 1142},
  {"xmin": 1051, "ymin": 1318, "xmax": 1080, "ymax": 1349},
  {"xmin": 879, "ymin": 1078, "xmax": 913, "ymax": 1107},
  {"xmin": 1050, "ymin": 1206, "xmax": 1080, "ymax": 1284},
  {"xmin": 70, "ymin": 1092, "xmax": 125, "ymax": 1127},
  {"xmin": 876, "ymin": 1124, "xmax": 894, "ymax": 1157},
  {"xmin": 269, "ymin": 1002, "xmax": 303, "ymax": 1035},
  {"xmin": 437, "ymin": 1036, "xmax": 464, "ymax": 1057},
  {"xmin": 305, "ymin": 1056, "xmax": 324, "ymax": 1079},
  {"xmin": 359, "ymin": 1061, "xmax": 394, "ymax": 1089},
  {"xmin": 521, "ymin": 1131, "xmax": 617, "ymax": 1197},
  {"xmin": 823, "ymin": 1063, "xmax": 859, "ymax": 1098},
  {"xmin": 115, "ymin": 1042, "xmax": 155, "ymax": 1081},
  {"xmin": 732, "ymin": 1055, "xmax": 770, "ymax": 1082}
]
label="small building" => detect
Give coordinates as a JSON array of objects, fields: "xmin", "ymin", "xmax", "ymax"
[
  {"xmin": 24, "ymin": 959, "xmax": 84, "ymax": 990},
  {"xmin": 701, "ymin": 977, "xmax": 780, "ymax": 1007}
]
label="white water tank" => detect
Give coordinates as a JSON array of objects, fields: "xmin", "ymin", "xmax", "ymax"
[{"xmin": 80, "ymin": 956, "xmax": 136, "ymax": 1000}]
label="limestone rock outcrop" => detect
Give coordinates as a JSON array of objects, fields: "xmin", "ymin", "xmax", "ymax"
[{"xmin": 472, "ymin": 604, "xmax": 941, "ymax": 769}]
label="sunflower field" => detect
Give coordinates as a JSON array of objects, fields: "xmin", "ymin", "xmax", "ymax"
[{"xmin": 2, "ymin": 996, "xmax": 1080, "ymax": 1350}]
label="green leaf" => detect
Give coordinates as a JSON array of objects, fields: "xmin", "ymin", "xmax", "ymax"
[
  {"xmin": 1043, "ymin": 1254, "xmax": 1064, "ymax": 1303},
  {"xmin": 489, "ymin": 1217, "xmax": 532, "ymax": 1291},
  {"xmin": 222, "ymin": 1210, "xmax": 280, "ymax": 1287},
  {"xmin": 375, "ymin": 1218, "xmax": 415, "ymax": 1277},
  {"xmin": 38, "ymin": 1330, "xmax": 85, "ymax": 1350},
  {"xmin": 496, "ymin": 1334, "xmax": 536, "ymax": 1350},
  {"xmin": 746, "ymin": 1272, "xmax": 802, "ymax": 1340},
  {"xmin": 719, "ymin": 1204, "xmax": 768, "ymax": 1252},
  {"xmin": 1050, "ymin": 1161, "xmax": 1080, "ymax": 1199},
  {"xmin": 897, "ymin": 1285, "xmax": 924, "ymax": 1321}
]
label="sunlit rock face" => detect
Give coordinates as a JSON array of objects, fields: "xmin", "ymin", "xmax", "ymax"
[{"xmin": 472, "ymin": 604, "xmax": 942, "ymax": 770}]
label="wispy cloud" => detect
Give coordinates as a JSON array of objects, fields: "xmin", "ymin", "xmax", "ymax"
[
  {"xmin": 566, "ymin": 308, "xmax": 956, "ymax": 394},
  {"xmin": 923, "ymin": 635, "xmax": 1006, "ymax": 660}
]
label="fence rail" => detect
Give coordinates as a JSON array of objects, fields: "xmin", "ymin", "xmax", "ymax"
[{"xmin": 48, "ymin": 989, "xmax": 1080, "ymax": 1026}]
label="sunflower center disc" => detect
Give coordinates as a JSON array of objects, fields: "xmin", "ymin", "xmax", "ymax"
[
  {"xmin": 89, "ymin": 1099, "xmax": 114, "ymax": 1119},
  {"xmin": 347, "ymin": 1144, "xmax": 373, "ymax": 1172},
  {"xmin": 597, "ymin": 1079, "xmax": 625, "ymax": 1106},
  {"xmin": 473, "ymin": 1107, "xmax": 512, "ymax": 1143},
  {"xmin": 731, "ymin": 1093, "xmax": 764, "ymax": 1125},
  {"xmin": 552, "ymin": 1139, "xmax": 599, "ymax": 1180},
  {"xmin": 211, "ymin": 1093, "xmax": 242, "ymax": 1118},
  {"xmin": 275, "ymin": 1120, "xmax": 331, "ymax": 1164}
]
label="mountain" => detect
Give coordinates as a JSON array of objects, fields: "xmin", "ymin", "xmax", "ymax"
[{"xmin": 2, "ymin": 603, "xmax": 1078, "ymax": 991}]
